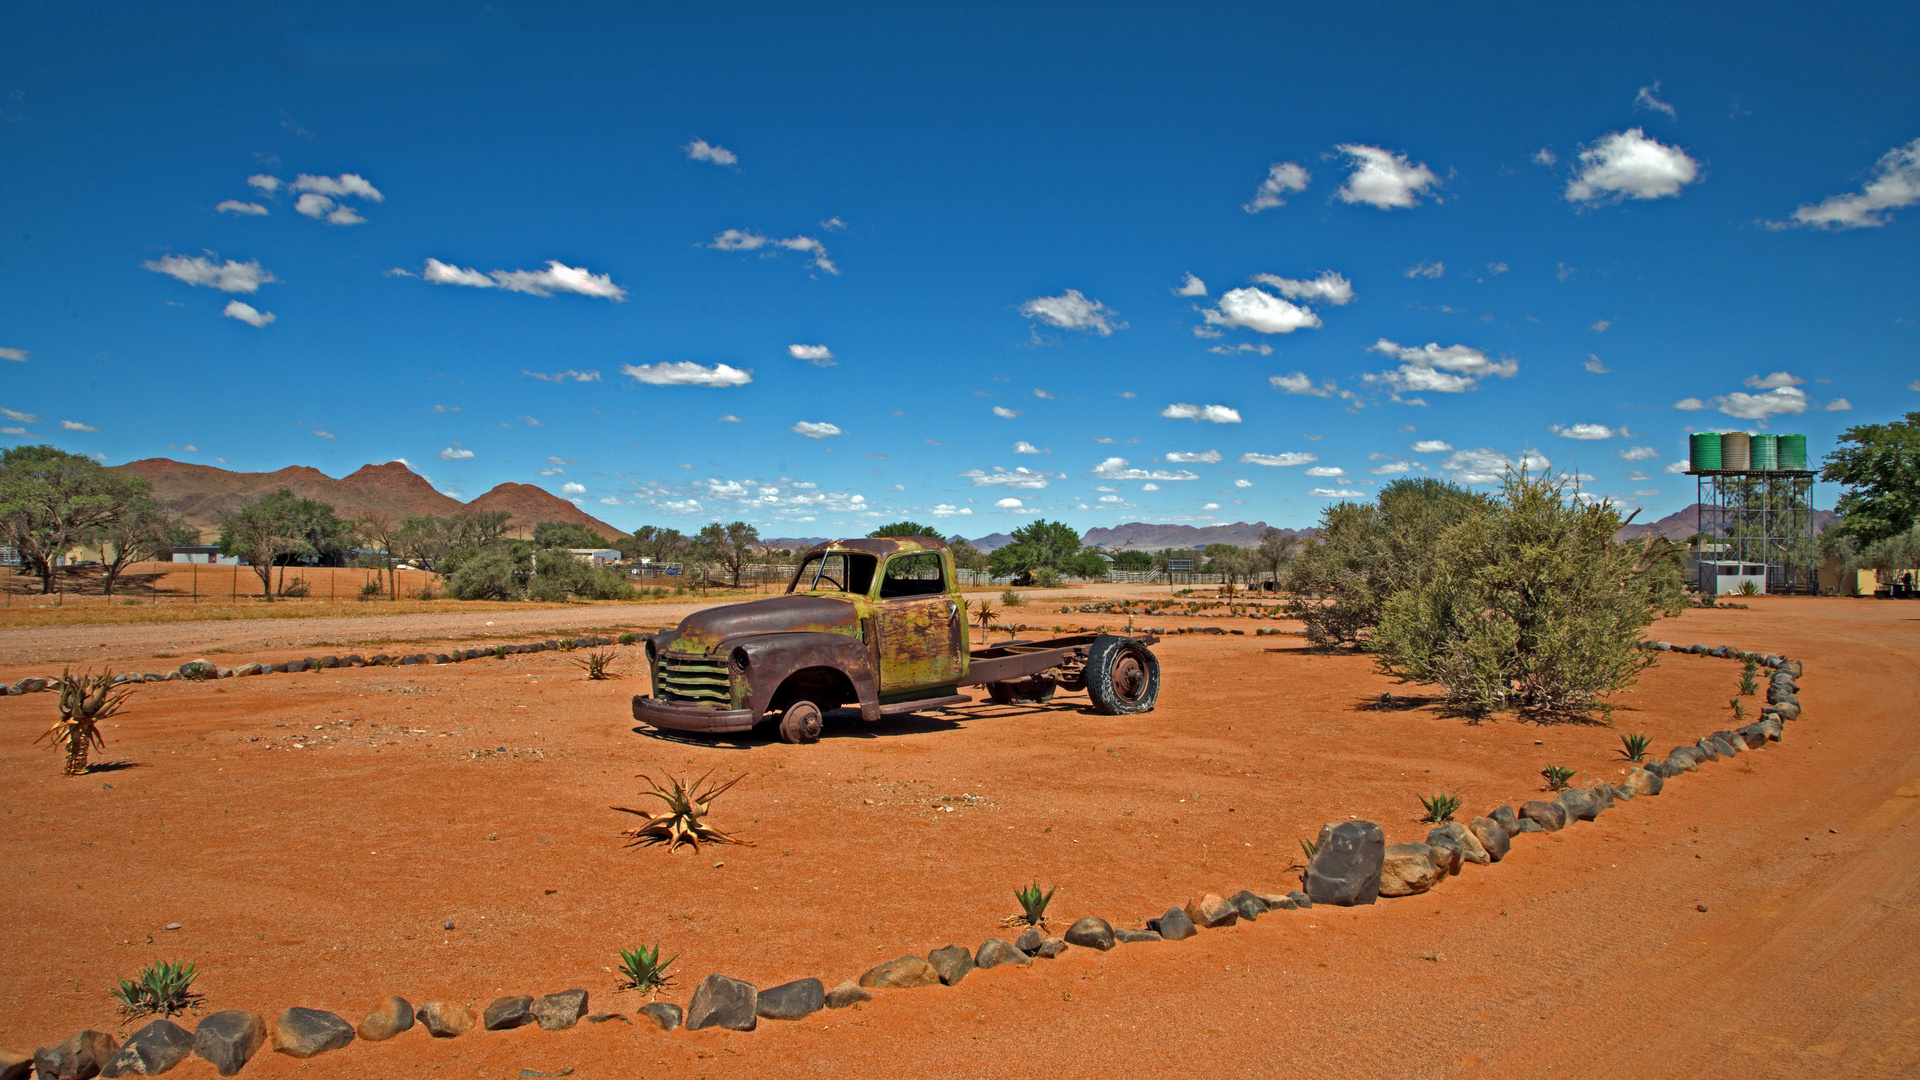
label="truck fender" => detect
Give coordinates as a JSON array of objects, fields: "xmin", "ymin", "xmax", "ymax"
[{"xmin": 717, "ymin": 632, "xmax": 880, "ymax": 721}]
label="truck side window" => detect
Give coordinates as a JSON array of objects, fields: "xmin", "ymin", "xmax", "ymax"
[
  {"xmin": 792, "ymin": 551, "xmax": 878, "ymax": 596},
  {"xmin": 880, "ymin": 552, "xmax": 946, "ymax": 599}
]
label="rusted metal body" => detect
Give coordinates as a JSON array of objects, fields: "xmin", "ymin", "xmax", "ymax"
[{"xmin": 632, "ymin": 536, "xmax": 1159, "ymax": 738}]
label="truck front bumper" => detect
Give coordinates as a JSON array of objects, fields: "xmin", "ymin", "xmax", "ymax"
[{"xmin": 631, "ymin": 695, "xmax": 760, "ymax": 734}]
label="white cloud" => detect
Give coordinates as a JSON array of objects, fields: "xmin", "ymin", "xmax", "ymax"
[
  {"xmin": 659, "ymin": 499, "xmax": 703, "ymax": 515},
  {"xmin": 820, "ymin": 217, "xmax": 846, "ymax": 231},
  {"xmin": 143, "ymin": 253, "xmax": 275, "ymax": 293},
  {"xmin": 1368, "ymin": 460, "xmax": 1418, "ymax": 475},
  {"xmin": 1013, "ymin": 441, "xmax": 1048, "ymax": 455},
  {"xmin": 247, "ymin": 174, "xmax": 280, "ymax": 193},
  {"xmin": 1311, "ymin": 488, "xmax": 1365, "ymax": 498},
  {"xmin": 1743, "ymin": 371, "xmax": 1805, "ymax": 390},
  {"xmin": 1439, "ymin": 447, "xmax": 1551, "ymax": 485},
  {"xmin": 292, "ymin": 173, "xmax": 383, "ymax": 201},
  {"xmin": 1532, "ymin": 149, "xmax": 1557, "ymax": 167},
  {"xmin": 1304, "ymin": 466, "xmax": 1345, "ymax": 477},
  {"xmin": 930, "ymin": 504, "xmax": 972, "ymax": 517},
  {"xmin": 1664, "ymin": 460, "xmax": 1690, "ymax": 474},
  {"xmin": 523, "ymin": 369, "xmax": 601, "ymax": 383},
  {"xmin": 1619, "ymin": 446, "xmax": 1660, "ymax": 461},
  {"xmin": 1098, "ymin": 495, "xmax": 1122, "ymax": 503},
  {"xmin": 1201, "ymin": 503, "xmax": 1220, "ymax": 511},
  {"xmin": 685, "ymin": 138, "xmax": 737, "ymax": 166},
  {"xmin": 792, "ymin": 421, "xmax": 843, "ymax": 439},
  {"xmin": 789, "ymin": 344, "xmax": 835, "ymax": 366},
  {"xmin": 1409, "ymin": 440, "xmax": 1453, "ymax": 453},
  {"xmin": 719, "ymin": 414, "xmax": 743, "ymax": 422},
  {"xmin": 1565, "ymin": 128, "xmax": 1700, "ymax": 204},
  {"xmin": 0, "ymin": 348, "xmax": 27, "ymax": 362},
  {"xmin": 1487, "ymin": 262, "xmax": 1509, "ymax": 276},
  {"xmin": 1251, "ymin": 270, "xmax": 1354, "ymax": 306},
  {"xmin": 324, "ymin": 204, "xmax": 365, "ymax": 226},
  {"xmin": 222, "ymin": 300, "xmax": 275, "ymax": 327},
  {"xmin": 1589, "ymin": 320, "xmax": 1611, "ymax": 332},
  {"xmin": 1164, "ymin": 450, "xmax": 1222, "ymax": 464},
  {"xmin": 1910, "ymin": 380, "xmax": 1920, "ymax": 393},
  {"xmin": 1174, "ymin": 273, "xmax": 1207, "ymax": 297},
  {"xmin": 1550, "ymin": 423, "xmax": 1621, "ymax": 440},
  {"xmin": 1091, "ymin": 458, "xmax": 1200, "ymax": 482},
  {"xmin": 422, "ymin": 259, "xmax": 495, "ymax": 287},
  {"xmin": 1141, "ymin": 483, "xmax": 1160, "ymax": 491},
  {"xmin": 1334, "ymin": 144, "xmax": 1440, "ymax": 209},
  {"xmin": 994, "ymin": 498, "xmax": 1024, "ymax": 510},
  {"xmin": 1633, "ymin": 82, "xmax": 1677, "ymax": 118},
  {"xmin": 4, "ymin": 426, "xmax": 31, "ymax": 434},
  {"xmin": 1234, "ymin": 479, "xmax": 1253, "ymax": 488},
  {"xmin": 1269, "ymin": 372, "xmax": 1336, "ymax": 397},
  {"xmin": 1200, "ymin": 287, "xmax": 1321, "ymax": 334},
  {"xmin": 709, "ymin": 229, "xmax": 837, "ymax": 274},
  {"xmin": 1584, "ymin": 354, "xmax": 1611, "ymax": 374},
  {"xmin": 1243, "ymin": 161, "xmax": 1310, "ymax": 212},
  {"xmin": 1363, "ymin": 338, "xmax": 1518, "ymax": 394},
  {"xmin": 1032, "ymin": 389, "xmax": 1054, "ymax": 399},
  {"xmin": 964, "ymin": 465, "xmax": 1054, "ymax": 488},
  {"xmin": 991, "ymin": 406, "xmax": 1021, "ymax": 419},
  {"xmin": 561, "ymin": 482, "xmax": 586, "ymax": 494},
  {"xmin": 294, "ymin": 193, "xmax": 336, "ymax": 219},
  {"xmin": 419, "ymin": 258, "xmax": 627, "ymax": 299},
  {"xmin": 216, "ymin": 200, "xmax": 269, "ymax": 216},
  {"xmin": 1209, "ymin": 343, "xmax": 1273, "ymax": 356},
  {"xmin": 439, "ymin": 446, "xmax": 475, "ymax": 460},
  {"xmin": 2, "ymin": 408, "xmax": 41, "ymax": 423},
  {"xmin": 1710, "ymin": 387, "xmax": 1808, "ymax": 424},
  {"xmin": 1778, "ymin": 138, "xmax": 1920, "ymax": 230},
  {"xmin": 620, "ymin": 362, "xmax": 753, "ymax": 387},
  {"xmin": 1674, "ymin": 397, "xmax": 1706, "ymax": 411},
  {"xmin": 1020, "ymin": 289, "xmax": 1123, "ymax": 336},
  {"xmin": 598, "ymin": 496, "xmax": 624, "ymax": 506},
  {"xmin": 60, "ymin": 419, "xmax": 98, "ymax": 432},
  {"xmin": 1239, "ymin": 452, "xmax": 1317, "ymax": 467},
  {"xmin": 1405, "ymin": 261, "xmax": 1444, "ymax": 279},
  {"xmin": 1160, "ymin": 403, "xmax": 1242, "ymax": 424},
  {"xmin": 1826, "ymin": 398, "xmax": 1853, "ymax": 411},
  {"xmin": 539, "ymin": 467, "xmax": 563, "ymax": 476}
]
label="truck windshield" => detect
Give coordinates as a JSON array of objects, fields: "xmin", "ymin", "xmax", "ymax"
[{"xmin": 791, "ymin": 551, "xmax": 877, "ymax": 595}]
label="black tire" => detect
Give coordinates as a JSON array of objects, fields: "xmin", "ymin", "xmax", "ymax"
[
  {"xmin": 1085, "ymin": 635, "xmax": 1159, "ymax": 715},
  {"xmin": 777, "ymin": 700, "xmax": 824, "ymax": 744},
  {"xmin": 987, "ymin": 675, "xmax": 1057, "ymax": 705}
]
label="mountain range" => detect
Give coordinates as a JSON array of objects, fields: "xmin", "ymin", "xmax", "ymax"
[{"xmin": 1614, "ymin": 503, "xmax": 1837, "ymax": 543}]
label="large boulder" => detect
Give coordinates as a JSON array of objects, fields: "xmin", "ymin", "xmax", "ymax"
[
  {"xmin": 1303, "ymin": 820, "xmax": 1385, "ymax": 907},
  {"xmin": 1622, "ymin": 768, "xmax": 1663, "ymax": 796},
  {"xmin": 975, "ymin": 938, "xmax": 1030, "ymax": 969},
  {"xmin": 859, "ymin": 956, "xmax": 940, "ymax": 989},
  {"xmin": 1468, "ymin": 817, "xmax": 1510, "ymax": 862},
  {"xmin": 1425, "ymin": 834, "xmax": 1465, "ymax": 876},
  {"xmin": 686, "ymin": 974, "xmax": 758, "ymax": 1031},
  {"xmin": 1378, "ymin": 843, "xmax": 1443, "ymax": 897},
  {"xmin": 928, "ymin": 944, "xmax": 977, "ymax": 982},
  {"xmin": 1148, "ymin": 906, "xmax": 1198, "ymax": 941},
  {"xmin": 1555, "ymin": 789, "xmax": 1599, "ymax": 822},
  {"xmin": 531, "ymin": 990, "xmax": 588, "ymax": 1031},
  {"xmin": 1183, "ymin": 894, "xmax": 1238, "ymax": 929},
  {"xmin": 100, "ymin": 1021, "xmax": 192, "ymax": 1078},
  {"xmin": 35, "ymin": 1032, "xmax": 118, "ymax": 1080},
  {"xmin": 357, "ymin": 996, "xmax": 415, "ymax": 1041},
  {"xmin": 1063, "ymin": 917, "xmax": 1116, "ymax": 951},
  {"xmin": 755, "ymin": 979, "xmax": 825, "ymax": 1021},
  {"xmin": 191, "ymin": 1012, "xmax": 265, "ymax": 1076},
  {"xmin": 414, "ymin": 1002, "xmax": 474, "ymax": 1038},
  {"xmin": 1487, "ymin": 806, "xmax": 1521, "ymax": 837},
  {"xmin": 1428, "ymin": 822, "xmax": 1490, "ymax": 865},
  {"xmin": 271, "ymin": 1008, "xmax": 354, "ymax": 1059},
  {"xmin": 1520, "ymin": 800, "xmax": 1568, "ymax": 831}
]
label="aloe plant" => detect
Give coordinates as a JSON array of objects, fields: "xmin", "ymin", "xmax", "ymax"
[
  {"xmin": 39, "ymin": 667, "xmax": 133, "ymax": 776},
  {"xmin": 112, "ymin": 959, "xmax": 199, "ymax": 1018},
  {"xmin": 1299, "ymin": 837, "xmax": 1318, "ymax": 861},
  {"xmin": 573, "ymin": 650, "xmax": 618, "ymax": 680},
  {"xmin": 617, "ymin": 944, "xmax": 678, "ymax": 993},
  {"xmin": 1619, "ymin": 732, "xmax": 1652, "ymax": 762},
  {"xmin": 1541, "ymin": 765, "xmax": 1575, "ymax": 792},
  {"xmin": 1418, "ymin": 793, "xmax": 1461, "ymax": 823},
  {"xmin": 1014, "ymin": 882, "xmax": 1057, "ymax": 927},
  {"xmin": 1730, "ymin": 697, "xmax": 1749, "ymax": 723},
  {"xmin": 613, "ymin": 772, "xmax": 752, "ymax": 852}
]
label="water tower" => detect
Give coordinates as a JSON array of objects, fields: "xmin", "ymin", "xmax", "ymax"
[{"xmin": 1684, "ymin": 432, "xmax": 1817, "ymax": 594}]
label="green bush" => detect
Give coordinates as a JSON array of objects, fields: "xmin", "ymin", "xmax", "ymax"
[
  {"xmin": 527, "ymin": 575, "xmax": 569, "ymax": 602},
  {"xmin": 577, "ymin": 567, "xmax": 635, "ymax": 600},
  {"xmin": 448, "ymin": 551, "xmax": 520, "ymax": 601}
]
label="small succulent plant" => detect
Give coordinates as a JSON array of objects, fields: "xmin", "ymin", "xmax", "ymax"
[
  {"xmin": 1541, "ymin": 765, "xmax": 1575, "ymax": 792},
  {"xmin": 39, "ymin": 667, "xmax": 133, "ymax": 776},
  {"xmin": 112, "ymin": 959, "xmax": 199, "ymax": 1018},
  {"xmin": 1419, "ymin": 794, "xmax": 1461, "ymax": 823},
  {"xmin": 1014, "ymin": 882, "xmax": 1057, "ymax": 927},
  {"xmin": 574, "ymin": 650, "xmax": 618, "ymax": 680},
  {"xmin": 613, "ymin": 772, "xmax": 752, "ymax": 852},
  {"xmin": 617, "ymin": 944, "xmax": 677, "ymax": 993},
  {"xmin": 1619, "ymin": 732, "xmax": 1652, "ymax": 762}
]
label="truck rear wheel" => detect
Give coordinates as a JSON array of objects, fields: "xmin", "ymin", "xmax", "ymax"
[
  {"xmin": 1086, "ymin": 636, "xmax": 1159, "ymax": 715},
  {"xmin": 987, "ymin": 675, "xmax": 1057, "ymax": 705},
  {"xmin": 777, "ymin": 700, "xmax": 824, "ymax": 744}
]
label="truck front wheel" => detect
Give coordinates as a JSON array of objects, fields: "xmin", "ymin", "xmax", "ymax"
[
  {"xmin": 777, "ymin": 700, "xmax": 824, "ymax": 744},
  {"xmin": 1085, "ymin": 636, "xmax": 1160, "ymax": 715}
]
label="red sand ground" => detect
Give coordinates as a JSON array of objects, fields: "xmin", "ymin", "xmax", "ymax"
[{"xmin": 1, "ymin": 592, "xmax": 1916, "ymax": 1079}]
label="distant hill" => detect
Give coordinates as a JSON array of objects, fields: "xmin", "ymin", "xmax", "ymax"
[
  {"xmin": 113, "ymin": 458, "xmax": 622, "ymax": 542},
  {"xmin": 1614, "ymin": 503, "xmax": 1837, "ymax": 543},
  {"xmin": 1081, "ymin": 521, "xmax": 1294, "ymax": 550}
]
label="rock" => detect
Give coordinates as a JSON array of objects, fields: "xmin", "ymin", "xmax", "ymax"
[
  {"xmin": 928, "ymin": 944, "xmax": 977, "ymax": 982},
  {"xmin": 1711, "ymin": 733, "xmax": 1741, "ymax": 755},
  {"xmin": 824, "ymin": 982, "xmax": 871, "ymax": 1010},
  {"xmin": 1692, "ymin": 739, "xmax": 1722, "ymax": 762},
  {"xmin": 433, "ymin": 654, "xmax": 453, "ymax": 664},
  {"xmin": 483, "ymin": 996, "xmax": 533, "ymax": 1031},
  {"xmin": 1256, "ymin": 892, "xmax": 1294, "ymax": 910},
  {"xmin": 1428, "ymin": 822, "xmax": 1491, "ymax": 865},
  {"xmin": 1113, "ymin": 928, "xmax": 1163, "ymax": 943},
  {"xmin": 860, "ymin": 956, "xmax": 940, "ymax": 989},
  {"xmin": 1227, "ymin": 890, "xmax": 1269, "ymax": 920},
  {"xmin": 755, "ymin": 979, "xmax": 825, "ymax": 1020},
  {"xmin": 345, "ymin": 655, "xmax": 366, "ymax": 666},
  {"xmin": 1665, "ymin": 748, "xmax": 1701, "ymax": 772},
  {"xmin": 0, "ymin": 1051, "xmax": 27, "ymax": 1080},
  {"xmin": 357, "ymin": 996, "xmax": 415, "ymax": 1041},
  {"xmin": 1488, "ymin": 805, "xmax": 1521, "ymax": 837},
  {"xmin": 415, "ymin": 1002, "xmax": 475, "ymax": 1038},
  {"xmin": 1468, "ymin": 817, "xmax": 1510, "ymax": 862},
  {"xmin": 1286, "ymin": 889, "xmax": 1313, "ymax": 909},
  {"xmin": 1583, "ymin": 784, "xmax": 1616, "ymax": 812},
  {"xmin": 1013, "ymin": 927, "xmax": 1045, "ymax": 953},
  {"xmin": 271, "ymin": 1008, "xmax": 355, "ymax": 1058},
  {"xmin": 1303, "ymin": 820, "xmax": 1385, "ymax": 907},
  {"xmin": 1769, "ymin": 701, "xmax": 1802, "ymax": 721},
  {"xmin": 1759, "ymin": 717, "xmax": 1785, "ymax": 741},
  {"xmin": 1516, "ymin": 818, "xmax": 1544, "ymax": 833},
  {"xmin": 1148, "ymin": 906, "xmax": 1198, "ymax": 941},
  {"xmin": 974, "ymin": 938, "xmax": 1031, "ymax": 969},
  {"xmin": 1622, "ymin": 768, "xmax": 1663, "ymax": 796},
  {"xmin": 1555, "ymin": 789, "xmax": 1599, "ymax": 822},
  {"xmin": 319, "ymin": 656, "xmax": 340, "ymax": 668},
  {"xmin": 638, "ymin": 1003, "xmax": 683, "ymax": 1030},
  {"xmin": 1426, "ymin": 834, "xmax": 1465, "ymax": 876},
  {"xmin": 1520, "ymin": 800, "xmax": 1568, "ymax": 831},
  {"xmin": 100, "ymin": 1020, "xmax": 192, "ymax": 1078},
  {"xmin": 1378, "ymin": 843, "xmax": 1443, "ymax": 897},
  {"xmin": 36, "ymin": 1032, "xmax": 118, "ymax": 1080},
  {"xmin": 191, "ymin": 1012, "xmax": 265, "ymax": 1076},
  {"xmin": 1183, "ymin": 893, "xmax": 1238, "ymax": 929},
  {"xmin": 1032, "ymin": 937, "xmax": 1070, "ymax": 959},
  {"xmin": 1064, "ymin": 916, "xmax": 1117, "ymax": 951},
  {"xmin": 1735, "ymin": 725, "xmax": 1769, "ymax": 749},
  {"xmin": 686, "ymin": 974, "xmax": 758, "ymax": 1031},
  {"xmin": 532, "ymin": 990, "xmax": 588, "ymax": 1031}
]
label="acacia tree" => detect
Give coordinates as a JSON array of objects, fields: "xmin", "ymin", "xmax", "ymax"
[
  {"xmin": 357, "ymin": 511, "xmax": 401, "ymax": 600},
  {"xmin": 1821, "ymin": 411, "xmax": 1920, "ymax": 546},
  {"xmin": 95, "ymin": 498, "xmax": 195, "ymax": 597},
  {"xmin": 218, "ymin": 490, "xmax": 351, "ymax": 600},
  {"xmin": 986, "ymin": 519, "xmax": 1083, "ymax": 578},
  {"xmin": 0, "ymin": 445, "xmax": 139, "ymax": 593},
  {"xmin": 868, "ymin": 521, "xmax": 941, "ymax": 538},
  {"xmin": 696, "ymin": 521, "xmax": 760, "ymax": 587}
]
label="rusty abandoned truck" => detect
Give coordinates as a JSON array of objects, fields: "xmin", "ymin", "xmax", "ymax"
[{"xmin": 633, "ymin": 536, "xmax": 1161, "ymax": 743}]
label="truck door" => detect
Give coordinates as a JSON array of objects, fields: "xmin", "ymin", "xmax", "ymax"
[{"xmin": 875, "ymin": 552, "xmax": 966, "ymax": 692}]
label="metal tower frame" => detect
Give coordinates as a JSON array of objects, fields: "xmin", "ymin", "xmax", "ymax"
[{"xmin": 1689, "ymin": 470, "xmax": 1818, "ymax": 594}]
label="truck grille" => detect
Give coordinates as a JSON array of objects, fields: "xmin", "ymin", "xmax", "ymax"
[{"xmin": 657, "ymin": 654, "xmax": 731, "ymax": 706}]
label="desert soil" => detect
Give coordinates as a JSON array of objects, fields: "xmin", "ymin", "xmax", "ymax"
[{"xmin": 1, "ymin": 591, "xmax": 1915, "ymax": 1078}]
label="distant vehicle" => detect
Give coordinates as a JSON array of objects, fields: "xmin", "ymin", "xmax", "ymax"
[{"xmin": 632, "ymin": 537, "xmax": 1160, "ymax": 743}]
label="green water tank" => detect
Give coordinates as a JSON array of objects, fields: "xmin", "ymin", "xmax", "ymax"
[
  {"xmin": 1688, "ymin": 432, "xmax": 1722, "ymax": 472},
  {"xmin": 1751, "ymin": 433, "xmax": 1779, "ymax": 471},
  {"xmin": 1721, "ymin": 431, "xmax": 1751, "ymax": 471},
  {"xmin": 1778, "ymin": 433, "xmax": 1808, "ymax": 471}
]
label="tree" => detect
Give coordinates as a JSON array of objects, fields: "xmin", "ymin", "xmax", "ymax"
[
  {"xmin": 987, "ymin": 519, "xmax": 1084, "ymax": 578},
  {"xmin": 949, "ymin": 538, "xmax": 989, "ymax": 572},
  {"xmin": 1059, "ymin": 548, "xmax": 1111, "ymax": 580},
  {"xmin": 868, "ymin": 521, "xmax": 941, "ymax": 538},
  {"xmin": 357, "ymin": 511, "xmax": 401, "ymax": 600},
  {"xmin": 626, "ymin": 525, "xmax": 691, "ymax": 566},
  {"xmin": 448, "ymin": 550, "xmax": 520, "ymax": 600},
  {"xmin": 532, "ymin": 521, "xmax": 606, "ymax": 549},
  {"xmin": 96, "ymin": 498, "xmax": 195, "ymax": 597},
  {"xmin": 217, "ymin": 490, "xmax": 350, "ymax": 600},
  {"xmin": 1822, "ymin": 411, "xmax": 1920, "ymax": 546},
  {"xmin": 696, "ymin": 521, "xmax": 760, "ymax": 586},
  {"xmin": 1204, "ymin": 544, "xmax": 1252, "ymax": 592},
  {"xmin": 1371, "ymin": 470, "xmax": 1685, "ymax": 716},
  {"xmin": 0, "ymin": 445, "xmax": 136, "ymax": 594},
  {"xmin": 1253, "ymin": 527, "xmax": 1298, "ymax": 586},
  {"xmin": 1110, "ymin": 549, "xmax": 1153, "ymax": 572}
]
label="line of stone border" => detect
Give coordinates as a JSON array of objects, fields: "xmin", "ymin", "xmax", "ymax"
[{"xmin": 5, "ymin": 640, "xmax": 1808, "ymax": 1075}]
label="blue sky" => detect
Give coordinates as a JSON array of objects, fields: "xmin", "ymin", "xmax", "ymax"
[{"xmin": 3, "ymin": 2, "xmax": 1917, "ymax": 536}]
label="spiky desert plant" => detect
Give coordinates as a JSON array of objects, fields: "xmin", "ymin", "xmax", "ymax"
[
  {"xmin": 573, "ymin": 650, "xmax": 618, "ymax": 680},
  {"xmin": 1737, "ymin": 662, "xmax": 1759, "ymax": 697},
  {"xmin": 494, "ymin": 645, "xmax": 511, "ymax": 659},
  {"xmin": 973, "ymin": 599, "xmax": 995, "ymax": 637},
  {"xmin": 616, "ymin": 944, "xmax": 678, "ymax": 993},
  {"xmin": 1620, "ymin": 732, "xmax": 1652, "ymax": 762},
  {"xmin": 1299, "ymin": 837, "xmax": 1317, "ymax": 861},
  {"xmin": 1730, "ymin": 697, "xmax": 1749, "ymax": 723},
  {"xmin": 112, "ymin": 959, "xmax": 199, "ymax": 1018},
  {"xmin": 619, "ymin": 632, "xmax": 638, "ymax": 645},
  {"xmin": 613, "ymin": 772, "xmax": 752, "ymax": 851},
  {"xmin": 1419, "ymin": 793, "xmax": 1461, "ymax": 823},
  {"xmin": 1015, "ymin": 882, "xmax": 1057, "ymax": 927},
  {"xmin": 1541, "ymin": 765, "xmax": 1575, "ymax": 792},
  {"xmin": 39, "ymin": 667, "xmax": 133, "ymax": 776}
]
